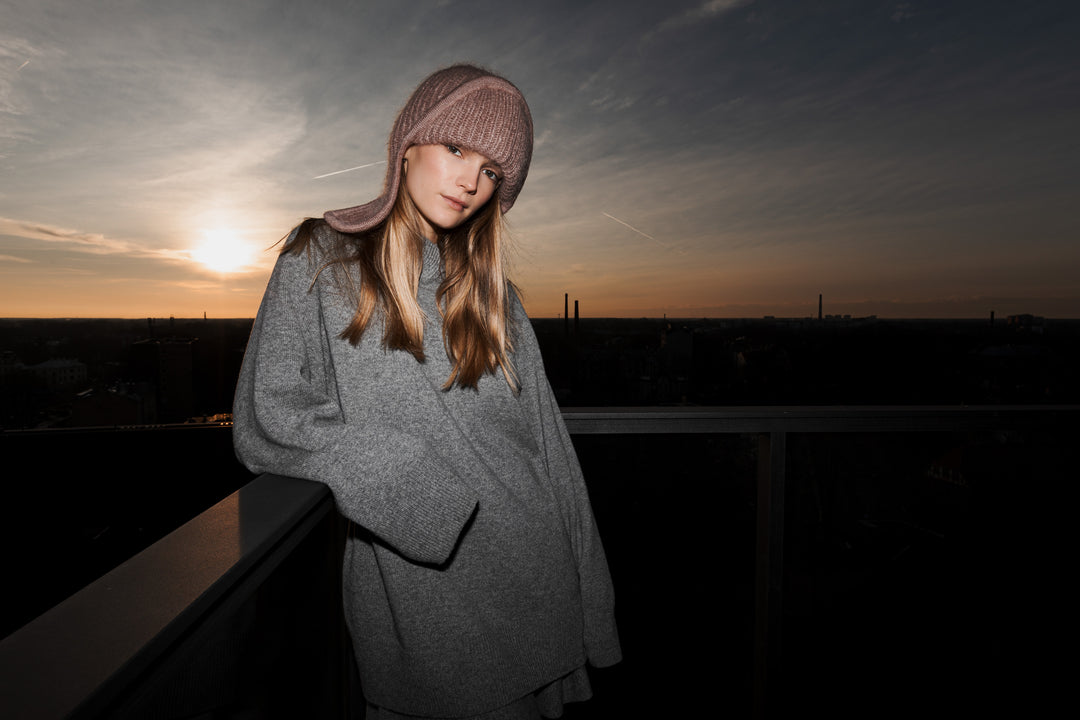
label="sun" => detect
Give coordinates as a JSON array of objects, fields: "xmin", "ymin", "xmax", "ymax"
[{"xmin": 192, "ymin": 228, "xmax": 255, "ymax": 274}]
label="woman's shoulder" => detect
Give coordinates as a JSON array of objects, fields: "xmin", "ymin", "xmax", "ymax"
[
  {"xmin": 276, "ymin": 218, "xmax": 365, "ymax": 280},
  {"xmin": 510, "ymin": 283, "xmax": 538, "ymax": 327},
  {"xmin": 260, "ymin": 221, "xmax": 337, "ymax": 297},
  {"xmin": 281, "ymin": 218, "xmax": 345, "ymax": 261},
  {"xmin": 507, "ymin": 285, "xmax": 542, "ymax": 357}
]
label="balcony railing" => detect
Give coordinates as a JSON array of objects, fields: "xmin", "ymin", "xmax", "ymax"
[{"xmin": 1, "ymin": 406, "xmax": 1075, "ymax": 718}]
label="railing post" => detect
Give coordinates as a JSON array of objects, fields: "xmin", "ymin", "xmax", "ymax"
[{"xmin": 754, "ymin": 430, "xmax": 786, "ymax": 719}]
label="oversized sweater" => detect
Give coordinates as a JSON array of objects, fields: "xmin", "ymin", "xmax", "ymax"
[{"xmin": 232, "ymin": 226, "xmax": 621, "ymax": 717}]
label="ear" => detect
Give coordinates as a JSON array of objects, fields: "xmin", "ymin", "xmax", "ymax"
[{"xmin": 402, "ymin": 145, "xmax": 417, "ymax": 171}]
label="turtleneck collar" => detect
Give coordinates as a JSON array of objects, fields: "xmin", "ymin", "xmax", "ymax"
[{"xmin": 420, "ymin": 239, "xmax": 443, "ymax": 284}]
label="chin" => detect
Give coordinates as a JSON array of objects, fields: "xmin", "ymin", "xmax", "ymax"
[{"xmin": 435, "ymin": 216, "xmax": 467, "ymax": 231}]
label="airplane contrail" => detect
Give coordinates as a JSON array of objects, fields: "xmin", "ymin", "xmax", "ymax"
[
  {"xmin": 313, "ymin": 160, "xmax": 386, "ymax": 180},
  {"xmin": 602, "ymin": 211, "xmax": 687, "ymax": 255},
  {"xmin": 602, "ymin": 212, "xmax": 660, "ymax": 244},
  {"xmin": 17, "ymin": 60, "xmax": 30, "ymax": 71}
]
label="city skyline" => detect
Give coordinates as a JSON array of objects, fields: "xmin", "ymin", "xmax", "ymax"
[{"xmin": 2, "ymin": 0, "xmax": 1078, "ymax": 319}]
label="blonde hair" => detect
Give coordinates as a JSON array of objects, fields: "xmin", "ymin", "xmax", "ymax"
[{"xmin": 283, "ymin": 189, "xmax": 519, "ymax": 392}]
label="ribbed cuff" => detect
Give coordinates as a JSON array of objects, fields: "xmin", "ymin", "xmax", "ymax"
[
  {"xmin": 585, "ymin": 611, "xmax": 623, "ymax": 668},
  {"xmin": 318, "ymin": 448, "xmax": 478, "ymax": 566},
  {"xmin": 389, "ymin": 453, "xmax": 478, "ymax": 565}
]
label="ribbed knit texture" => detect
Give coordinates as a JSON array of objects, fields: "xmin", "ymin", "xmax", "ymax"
[
  {"xmin": 326, "ymin": 65, "xmax": 533, "ymax": 234},
  {"xmin": 233, "ymin": 227, "xmax": 620, "ymax": 717}
]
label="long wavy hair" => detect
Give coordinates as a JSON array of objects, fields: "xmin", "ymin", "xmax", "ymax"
[{"xmin": 282, "ymin": 185, "xmax": 519, "ymax": 392}]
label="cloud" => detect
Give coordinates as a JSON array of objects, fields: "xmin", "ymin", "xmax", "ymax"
[
  {"xmin": 1, "ymin": 217, "xmax": 128, "ymax": 252},
  {"xmin": 0, "ymin": 216, "xmax": 186, "ymax": 262},
  {"xmin": 891, "ymin": 3, "xmax": 916, "ymax": 23},
  {"xmin": 0, "ymin": 31, "xmax": 44, "ymax": 125},
  {"xmin": 3, "ymin": 0, "xmax": 1079, "ymax": 320},
  {"xmin": 656, "ymin": 0, "xmax": 755, "ymax": 33}
]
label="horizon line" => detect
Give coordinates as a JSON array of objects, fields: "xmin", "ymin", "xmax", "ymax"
[{"xmin": 3, "ymin": 314, "xmax": 1078, "ymax": 322}]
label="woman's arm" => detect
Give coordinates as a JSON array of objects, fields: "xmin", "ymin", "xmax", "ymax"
[
  {"xmin": 512, "ymin": 299, "xmax": 623, "ymax": 667},
  {"xmin": 233, "ymin": 249, "xmax": 477, "ymax": 566}
]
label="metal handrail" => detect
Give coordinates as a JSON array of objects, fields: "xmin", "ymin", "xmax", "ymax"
[
  {"xmin": 1, "ymin": 405, "xmax": 1076, "ymax": 719},
  {"xmin": 0, "ymin": 474, "xmax": 335, "ymax": 719},
  {"xmin": 562, "ymin": 404, "xmax": 1079, "ymax": 433}
]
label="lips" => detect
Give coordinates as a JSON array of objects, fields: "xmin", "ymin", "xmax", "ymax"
[{"xmin": 442, "ymin": 195, "xmax": 468, "ymax": 212}]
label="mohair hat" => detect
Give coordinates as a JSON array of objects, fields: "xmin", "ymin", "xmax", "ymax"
[{"xmin": 324, "ymin": 64, "xmax": 533, "ymax": 234}]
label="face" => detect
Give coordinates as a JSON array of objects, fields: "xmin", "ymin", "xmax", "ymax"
[{"xmin": 402, "ymin": 143, "xmax": 502, "ymax": 240}]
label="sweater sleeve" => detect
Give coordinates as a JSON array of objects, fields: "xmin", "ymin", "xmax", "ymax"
[
  {"xmin": 232, "ymin": 248, "xmax": 478, "ymax": 566},
  {"xmin": 513, "ymin": 301, "xmax": 623, "ymax": 668}
]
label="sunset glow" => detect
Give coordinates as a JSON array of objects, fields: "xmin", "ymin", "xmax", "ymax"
[
  {"xmin": 2, "ymin": 1, "xmax": 1078, "ymax": 319},
  {"xmin": 191, "ymin": 229, "xmax": 256, "ymax": 275}
]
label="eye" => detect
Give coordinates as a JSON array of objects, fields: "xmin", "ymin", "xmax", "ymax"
[
  {"xmin": 482, "ymin": 168, "xmax": 501, "ymax": 183},
  {"xmin": 446, "ymin": 144, "xmax": 462, "ymax": 157}
]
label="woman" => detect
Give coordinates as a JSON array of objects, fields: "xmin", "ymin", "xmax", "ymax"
[{"xmin": 233, "ymin": 64, "xmax": 620, "ymax": 719}]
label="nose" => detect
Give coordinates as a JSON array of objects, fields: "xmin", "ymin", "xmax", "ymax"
[{"xmin": 457, "ymin": 162, "xmax": 482, "ymax": 194}]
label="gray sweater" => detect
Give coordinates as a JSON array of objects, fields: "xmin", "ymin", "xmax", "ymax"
[{"xmin": 232, "ymin": 227, "xmax": 620, "ymax": 716}]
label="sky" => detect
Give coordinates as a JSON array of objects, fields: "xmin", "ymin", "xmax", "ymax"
[{"xmin": 1, "ymin": 0, "xmax": 1078, "ymax": 320}]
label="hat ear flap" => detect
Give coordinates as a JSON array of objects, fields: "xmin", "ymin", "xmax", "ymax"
[{"xmin": 325, "ymin": 65, "xmax": 532, "ymax": 234}]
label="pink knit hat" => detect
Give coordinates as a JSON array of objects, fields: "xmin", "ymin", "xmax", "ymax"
[{"xmin": 324, "ymin": 64, "xmax": 533, "ymax": 234}]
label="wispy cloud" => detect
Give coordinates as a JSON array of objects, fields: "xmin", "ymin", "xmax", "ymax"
[
  {"xmin": 0, "ymin": 216, "xmax": 185, "ymax": 262},
  {"xmin": 0, "ymin": 32, "xmax": 43, "ymax": 120},
  {"xmin": 2, "ymin": 0, "xmax": 1078, "ymax": 319},
  {"xmin": 656, "ymin": 0, "xmax": 755, "ymax": 33},
  {"xmin": 1, "ymin": 217, "xmax": 128, "ymax": 253},
  {"xmin": 891, "ymin": 3, "xmax": 916, "ymax": 23}
]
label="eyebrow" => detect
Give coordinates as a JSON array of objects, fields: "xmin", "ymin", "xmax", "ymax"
[{"xmin": 461, "ymin": 147, "xmax": 501, "ymax": 171}]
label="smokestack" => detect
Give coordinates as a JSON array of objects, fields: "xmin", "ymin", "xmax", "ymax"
[
  {"xmin": 818, "ymin": 294, "xmax": 823, "ymax": 320},
  {"xmin": 574, "ymin": 300, "xmax": 579, "ymax": 334},
  {"xmin": 564, "ymin": 293, "xmax": 569, "ymax": 336}
]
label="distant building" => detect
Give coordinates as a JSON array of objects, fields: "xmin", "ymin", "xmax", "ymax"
[
  {"xmin": 0, "ymin": 349, "xmax": 21, "ymax": 385},
  {"xmin": 1006, "ymin": 314, "xmax": 1045, "ymax": 333},
  {"xmin": 28, "ymin": 358, "xmax": 87, "ymax": 390},
  {"xmin": 130, "ymin": 337, "xmax": 197, "ymax": 422},
  {"xmin": 68, "ymin": 383, "xmax": 149, "ymax": 427}
]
